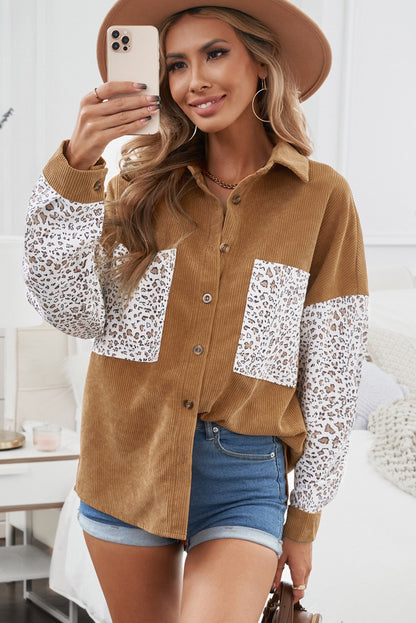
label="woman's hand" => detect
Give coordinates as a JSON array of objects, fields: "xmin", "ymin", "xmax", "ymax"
[
  {"xmin": 65, "ymin": 81, "xmax": 161, "ymax": 170},
  {"xmin": 272, "ymin": 537, "xmax": 312, "ymax": 603}
]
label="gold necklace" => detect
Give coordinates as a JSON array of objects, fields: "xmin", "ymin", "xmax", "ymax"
[{"xmin": 203, "ymin": 170, "xmax": 238, "ymax": 190}]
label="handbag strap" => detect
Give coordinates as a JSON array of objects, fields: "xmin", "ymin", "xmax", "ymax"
[
  {"xmin": 278, "ymin": 582, "xmax": 294, "ymax": 623},
  {"xmin": 260, "ymin": 583, "xmax": 294, "ymax": 623}
]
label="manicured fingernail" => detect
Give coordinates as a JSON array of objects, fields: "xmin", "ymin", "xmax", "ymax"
[
  {"xmin": 148, "ymin": 104, "xmax": 161, "ymax": 111},
  {"xmin": 146, "ymin": 95, "xmax": 160, "ymax": 102},
  {"xmin": 133, "ymin": 82, "xmax": 147, "ymax": 89},
  {"xmin": 143, "ymin": 116, "xmax": 152, "ymax": 122}
]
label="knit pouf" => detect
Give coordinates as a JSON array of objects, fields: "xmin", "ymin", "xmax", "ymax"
[
  {"xmin": 368, "ymin": 399, "xmax": 416, "ymax": 497},
  {"xmin": 367, "ymin": 326, "xmax": 416, "ymax": 397}
]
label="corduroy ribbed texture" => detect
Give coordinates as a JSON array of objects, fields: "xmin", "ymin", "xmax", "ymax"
[
  {"xmin": 34, "ymin": 140, "xmax": 368, "ymax": 543},
  {"xmin": 283, "ymin": 506, "xmax": 321, "ymax": 541},
  {"xmin": 43, "ymin": 140, "xmax": 107, "ymax": 204}
]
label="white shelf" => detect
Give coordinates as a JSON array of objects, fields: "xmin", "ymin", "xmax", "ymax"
[
  {"xmin": 0, "ymin": 428, "xmax": 80, "ymax": 464},
  {"xmin": 0, "ymin": 544, "xmax": 50, "ymax": 582},
  {"xmin": 0, "ymin": 426, "xmax": 80, "ymax": 621}
]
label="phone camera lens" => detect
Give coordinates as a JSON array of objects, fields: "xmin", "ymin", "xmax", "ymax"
[
  {"xmin": 112, "ymin": 41, "xmax": 120, "ymax": 50},
  {"xmin": 121, "ymin": 35, "xmax": 129, "ymax": 44},
  {"xmin": 111, "ymin": 30, "xmax": 120, "ymax": 39}
]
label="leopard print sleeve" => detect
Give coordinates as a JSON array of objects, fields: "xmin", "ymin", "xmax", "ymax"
[
  {"xmin": 291, "ymin": 294, "xmax": 368, "ymax": 513},
  {"xmin": 23, "ymin": 174, "xmax": 106, "ymax": 339}
]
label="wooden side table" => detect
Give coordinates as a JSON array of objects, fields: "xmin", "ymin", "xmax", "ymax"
[{"xmin": 0, "ymin": 428, "xmax": 80, "ymax": 622}]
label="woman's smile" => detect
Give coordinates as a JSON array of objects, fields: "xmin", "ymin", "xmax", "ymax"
[{"xmin": 189, "ymin": 94, "xmax": 227, "ymax": 116}]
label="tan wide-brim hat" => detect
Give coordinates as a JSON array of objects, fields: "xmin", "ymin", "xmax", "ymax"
[{"xmin": 97, "ymin": 0, "xmax": 331, "ymax": 101}]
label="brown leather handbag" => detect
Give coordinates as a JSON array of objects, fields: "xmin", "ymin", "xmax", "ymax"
[{"xmin": 261, "ymin": 582, "xmax": 323, "ymax": 623}]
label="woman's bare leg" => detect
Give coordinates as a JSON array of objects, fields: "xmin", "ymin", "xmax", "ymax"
[
  {"xmin": 83, "ymin": 531, "xmax": 184, "ymax": 623},
  {"xmin": 180, "ymin": 538, "xmax": 278, "ymax": 623}
]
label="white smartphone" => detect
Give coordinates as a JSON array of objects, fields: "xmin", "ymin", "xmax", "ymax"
[{"xmin": 106, "ymin": 25, "xmax": 160, "ymax": 135}]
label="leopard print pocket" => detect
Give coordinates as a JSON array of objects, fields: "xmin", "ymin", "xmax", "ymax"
[
  {"xmin": 233, "ymin": 260, "xmax": 309, "ymax": 387},
  {"xmin": 93, "ymin": 246, "xmax": 177, "ymax": 362}
]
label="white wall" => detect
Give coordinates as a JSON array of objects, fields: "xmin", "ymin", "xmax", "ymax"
[
  {"xmin": 295, "ymin": 0, "xmax": 416, "ymax": 271},
  {"xmin": 0, "ymin": 0, "xmax": 115, "ymax": 234}
]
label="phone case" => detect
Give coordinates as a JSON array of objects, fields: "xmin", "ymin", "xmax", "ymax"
[{"xmin": 106, "ymin": 25, "xmax": 159, "ymax": 135}]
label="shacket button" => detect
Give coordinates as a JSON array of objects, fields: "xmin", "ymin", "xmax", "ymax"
[
  {"xmin": 202, "ymin": 293, "xmax": 212, "ymax": 304},
  {"xmin": 193, "ymin": 345, "xmax": 204, "ymax": 356},
  {"xmin": 212, "ymin": 426, "xmax": 219, "ymax": 433},
  {"xmin": 93, "ymin": 180, "xmax": 102, "ymax": 191},
  {"xmin": 231, "ymin": 194, "xmax": 241, "ymax": 205},
  {"xmin": 220, "ymin": 243, "xmax": 230, "ymax": 253},
  {"xmin": 183, "ymin": 400, "xmax": 194, "ymax": 409}
]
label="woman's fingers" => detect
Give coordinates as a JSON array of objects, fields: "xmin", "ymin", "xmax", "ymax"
[
  {"xmin": 83, "ymin": 100, "xmax": 160, "ymax": 132},
  {"xmin": 95, "ymin": 94, "xmax": 161, "ymax": 124},
  {"xmin": 291, "ymin": 577, "xmax": 307, "ymax": 602},
  {"xmin": 279, "ymin": 537, "xmax": 312, "ymax": 603},
  {"xmin": 66, "ymin": 82, "xmax": 160, "ymax": 170},
  {"xmin": 83, "ymin": 83, "xmax": 161, "ymax": 138},
  {"xmin": 90, "ymin": 80, "xmax": 147, "ymax": 103},
  {"xmin": 93, "ymin": 112, "xmax": 157, "ymax": 143},
  {"xmin": 90, "ymin": 82, "xmax": 161, "ymax": 114}
]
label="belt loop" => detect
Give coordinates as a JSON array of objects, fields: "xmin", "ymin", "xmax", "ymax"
[{"xmin": 204, "ymin": 421, "xmax": 214, "ymax": 440}]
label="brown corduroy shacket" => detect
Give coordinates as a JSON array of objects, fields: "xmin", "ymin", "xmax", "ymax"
[{"xmin": 24, "ymin": 139, "xmax": 368, "ymax": 543}]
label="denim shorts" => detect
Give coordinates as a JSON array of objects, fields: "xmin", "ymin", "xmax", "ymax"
[{"xmin": 78, "ymin": 420, "xmax": 287, "ymax": 556}]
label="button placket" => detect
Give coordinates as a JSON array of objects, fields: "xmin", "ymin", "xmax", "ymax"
[
  {"xmin": 220, "ymin": 189, "xmax": 243, "ymax": 252},
  {"xmin": 181, "ymin": 203, "xmax": 223, "ymax": 417}
]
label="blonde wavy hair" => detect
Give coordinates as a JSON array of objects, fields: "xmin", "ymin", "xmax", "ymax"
[{"xmin": 104, "ymin": 5, "xmax": 312, "ymax": 296}]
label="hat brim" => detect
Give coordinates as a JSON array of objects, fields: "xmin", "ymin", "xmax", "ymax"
[{"xmin": 97, "ymin": 0, "xmax": 331, "ymax": 101}]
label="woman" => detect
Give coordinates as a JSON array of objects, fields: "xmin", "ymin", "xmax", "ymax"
[{"xmin": 24, "ymin": 1, "xmax": 368, "ymax": 621}]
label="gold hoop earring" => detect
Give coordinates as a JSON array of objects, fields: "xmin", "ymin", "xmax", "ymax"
[
  {"xmin": 251, "ymin": 78, "xmax": 270, "ymax": 123},
  {"xmin": 185, "ymin": 124, "xmax": 198, "ymax": 143}
]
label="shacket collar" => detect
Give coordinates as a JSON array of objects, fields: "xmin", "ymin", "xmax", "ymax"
[
  {"xmin": 267, "ymin": 140, "xmax": 310, "ymax": 182},
  {"xmin": 187, "ymin": 140, "xmax": 310, "ymax": 186}
]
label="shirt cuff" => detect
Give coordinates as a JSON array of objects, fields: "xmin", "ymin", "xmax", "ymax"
[
  {"xmin": 43, "ymin": 140, "xmax": 108, "ymax": 204},
  {"xmin": 283, "ymin": 505, "xmax": 321, "ymax": 542}
]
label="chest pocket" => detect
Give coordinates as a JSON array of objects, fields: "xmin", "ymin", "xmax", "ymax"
[
  {"xmin": 93, "ymin": 246, "xmax": 177, "ymax": 362},
  {"xmin": 233, "ymin": 259, "xmax": 309, "ymax": 387}
]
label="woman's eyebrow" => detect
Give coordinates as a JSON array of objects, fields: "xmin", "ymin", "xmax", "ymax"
[{"xmin": 165, "ymin": 38, "xmax": 230, "ymax": 60}]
